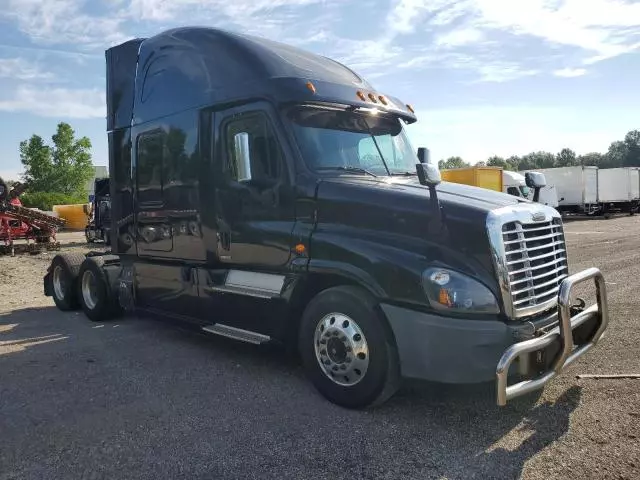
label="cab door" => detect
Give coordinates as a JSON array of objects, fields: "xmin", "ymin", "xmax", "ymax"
[
  {"xmin": 213, "ymin": 102, "xmax": 296, "ymax": 269},
  {"xmin": 195, "ymin": 102, "xmax": 297, "ymax": 336}
]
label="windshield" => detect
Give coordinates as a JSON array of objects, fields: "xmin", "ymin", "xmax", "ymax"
[{"xmin": 285, "ymin": 106, "xmax": 417, "ymax": 176}]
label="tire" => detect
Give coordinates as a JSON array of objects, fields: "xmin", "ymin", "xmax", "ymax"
[
  {"xmin": 76, "ymin": 256, "xmax": 122, "ymax": 322},
  {"xmin": 49, "ymin": 253, "xmax": 86, "ymax": 311},
  {"xmin": 298, "ymin": 285, "xmax": 400, "ymax": 409}
]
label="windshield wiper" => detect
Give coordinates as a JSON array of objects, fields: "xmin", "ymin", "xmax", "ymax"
[
  {"xmin": 316, "ymin": 166, "xmax": 378, "ymax": 178},
  {"xmin": 390, "ymin": 171, "xmax": 417, "ymax": 176}
]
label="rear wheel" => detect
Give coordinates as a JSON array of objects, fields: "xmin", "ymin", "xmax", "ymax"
[
  {"xmin": 77, "ymin": 256, "xmax": 122, "ymax": 322},
  {"xmin": 298, "ymin": 285, "xmax": 400, "ymax": 409},
  {"xmin": 49, "ymin": 253, "xmax": 85, "ymax": 311}
]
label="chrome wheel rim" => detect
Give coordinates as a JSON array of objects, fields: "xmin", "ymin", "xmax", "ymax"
[
  {"xmin": 52, "ymin": 265, "xmax": 65, "ymax": 300},
  {"xmin": 81, "ymin": 270, "xmax": 98, "ymax": 310},
  {"xmin": 314, "ymin": 313, "xmax": 369, "ymax": 386}
]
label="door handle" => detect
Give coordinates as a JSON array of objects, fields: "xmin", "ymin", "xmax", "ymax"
[{"xmin": 218, "ymin": 231, "xmax": 231, "ymax": 250}]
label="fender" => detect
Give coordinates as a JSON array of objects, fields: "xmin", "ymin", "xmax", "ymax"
[{"xmin": 306, "ymin": 258, "xmax": 386, "ymax": 299}]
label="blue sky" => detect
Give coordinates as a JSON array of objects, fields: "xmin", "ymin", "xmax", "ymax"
[{"xmin": 1, "ymin": 0, "xmax": 639, "ymax": 181}]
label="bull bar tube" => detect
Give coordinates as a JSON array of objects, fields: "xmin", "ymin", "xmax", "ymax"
[{"xmin": 496, "ymin": 267, "xmax": 609, "ymax": 406}]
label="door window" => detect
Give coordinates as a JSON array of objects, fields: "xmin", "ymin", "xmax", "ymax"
[
  {"xmin": 223, "ymin": 112, "xmax": 284, "ymax": 186},
  {"xmin": 137, "ymin": 131, "xmax": 165, "ymax": 205}
]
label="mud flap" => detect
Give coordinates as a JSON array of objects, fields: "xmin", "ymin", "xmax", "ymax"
[{"xmin": 43, "ymin": 270, "xmax": 53, "ymax": 296}]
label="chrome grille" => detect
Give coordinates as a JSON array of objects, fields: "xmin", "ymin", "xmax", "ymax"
[
  {"xmin": 487, "ymin": 205, "xmax": 569, "ymax": 320},
  {"xmin": 502, "ymin": 217, "xmax": 568, "ymax": 315}
]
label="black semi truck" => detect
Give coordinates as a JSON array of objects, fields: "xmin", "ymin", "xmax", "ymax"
[
  {"xmin": 43, "ymin": 27, "xmax": 610, "ymax": 409},
  {"xmin": 85, "ymin": 177, "xmax": 111, "ymax": 245}
]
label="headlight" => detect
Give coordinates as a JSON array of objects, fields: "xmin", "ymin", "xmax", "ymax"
[{"xmin": 422, "ymin": 267, "xmax": 500, "ymax": 315}]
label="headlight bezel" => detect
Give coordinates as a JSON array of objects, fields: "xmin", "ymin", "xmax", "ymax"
[{"xmin": 421, "ymin": 266, "xmax": 501, "ymax": 316}]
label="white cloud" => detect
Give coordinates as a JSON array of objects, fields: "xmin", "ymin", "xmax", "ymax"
[
  {"xmin": 469, "ymin": 0, "xmax": 640, "ymax": 63},
  {"xmin": 554, "ymin": 67, "xmax": 588, "ymax": 77},
  {"xmin": 1, "ymin": 0, "xmax": 129, "ymax": 48},
  {"xmin": 388, "ymin": 0, "xmax": 471, "ymax": 33},
  {"xmin": 473, "ymin": 62, "xmax": 539, "ymax": 82},
  {"xmin": 126, "ymin": 0, "xmax": 324, "ymax": 21},
  {"xmin": 435, "ymin": 28, "xmax": 485, "ymax": 48},
  {"xmin": 0, "ymin": 85, "xmax": 105, "ymax": 119},
  {"xmin": 0, "ymin": 58, "xmax": 54, "ymax": 80}
]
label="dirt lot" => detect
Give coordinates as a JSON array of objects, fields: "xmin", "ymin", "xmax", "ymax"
[{"xmin": 1, "ymin": 219, "xmax": 639, "ymax": 480}]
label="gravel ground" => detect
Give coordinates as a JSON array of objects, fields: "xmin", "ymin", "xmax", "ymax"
[{"xmin": 1, "ymin": 219, "xmax": 639, "ymax": 480}]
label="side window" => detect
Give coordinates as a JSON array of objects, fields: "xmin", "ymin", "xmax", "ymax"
[
  {"xmin": 224, "ymin": 112, "xmax": 284, "ymax": 184},
  {"xmin": 137, "ymin": 132, "xmax": 165, "ymax": 204},
  {"xmin": 507, "ymin": 186, "xmax": 520, "ymax": 197}
]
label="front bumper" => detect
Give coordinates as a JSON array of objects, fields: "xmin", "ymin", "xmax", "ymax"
[{"xmin": 381, "ymin": 267, "xmax": 609, "ymax": 406}]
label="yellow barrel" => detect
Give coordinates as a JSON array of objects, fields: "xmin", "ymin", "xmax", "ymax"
[{"xmin": 52, "ymin": 203, "xmax": 90, "ymax": 230}]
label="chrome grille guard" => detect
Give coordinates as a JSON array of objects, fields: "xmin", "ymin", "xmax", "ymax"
[{"xmin": 495, "ymin": 267, "xmax": 609, "ymax": 406}]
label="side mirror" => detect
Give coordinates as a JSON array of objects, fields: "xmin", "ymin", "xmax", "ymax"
[
  {"xmin": 525, "ymin": 171, "xmax": 546, "ymax": 188},
  {"xmin": 233, "ymin": 132, "xmax": 252, "ymax": 182},
  {"xmin": 417, "ymin": 147, "xmax": 430, "ymax": 164},
  {"xmin": 416, "ymin": 162, "xmax": 441, "ymax": 187}
]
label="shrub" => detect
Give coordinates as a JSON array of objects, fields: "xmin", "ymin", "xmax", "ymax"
[{"xmin": 19, "ymin": 191, "xmax": 86, "ymax": 211}]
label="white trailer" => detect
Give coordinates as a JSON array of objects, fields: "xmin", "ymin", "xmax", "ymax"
[
  {"xmin": 520, "ymin": 166, "xmax": 599, "ymax": 215},
  {"xmin": 598, "ymin": 167, "xmax": 640, "ymax": 216},
  {"xmin": 631, "ymin": 167, "xmax": 640, "ymax": 200}
]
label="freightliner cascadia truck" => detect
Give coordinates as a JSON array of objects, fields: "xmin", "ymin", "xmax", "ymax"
[{"xmin": 43, "ymin": 27, "xmax": 610, "ymax": 409}]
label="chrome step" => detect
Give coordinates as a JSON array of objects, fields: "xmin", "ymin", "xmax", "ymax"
[
  {"xmin": 202, "ymin": 323, "xmax": 271, "ymax": 345},
  {"xmin": 203, "ymin": 285, "xmax": 278, "ymax": 299}
]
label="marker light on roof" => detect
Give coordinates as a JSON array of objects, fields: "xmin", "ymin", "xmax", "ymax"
[
  {"xmin": 356, "ymin": 91, "xmax": 366, "ymax": 101},
  {"xmin": 406, "ymin": 104, "xmax": 415, "ymax": 113},
  {"xmin": 368, "ymin": 93, "xmax": 378, "ymax": 103},
  {"xmin": 306, "ymin": 81, "xmax": 316, "ymax": 94},
  {"xmin": 378, "ymin": 95, "xmax": 388, "ymax": 105}
]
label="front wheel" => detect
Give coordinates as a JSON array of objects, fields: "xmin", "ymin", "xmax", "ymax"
[{"xmin": 298, "ymin": 285, "xmax": 400, "ymax": 409}]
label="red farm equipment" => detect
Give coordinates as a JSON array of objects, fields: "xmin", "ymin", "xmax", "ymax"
[{"xmin": 0, "ymin": 176, "xmax": 66, "ymax": 256}]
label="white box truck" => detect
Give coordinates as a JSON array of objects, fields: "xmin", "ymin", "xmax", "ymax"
[
  {"xmin": 598, "ymin": 167, "xmax": 640, "ymax": 216},
  {"xmin": 527, "ymin": 166, "xmax": 599, "ymax": 215}
]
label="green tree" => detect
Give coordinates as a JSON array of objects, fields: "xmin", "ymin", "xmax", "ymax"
[
  {"xmin": 604, "ymin": 140, "xmax": 628, "ymax": 168},
  {"xmin": 505, "ymin": 156, "xmax": 521, "ymax": 171},
  {"xmin": 19, "ymin": 122, "xmax": 94, "ymax": 197},
  {"xmin": 556, "ymin": 148, "xmax": 578, "ymax": 167},
  {"xmin": 577, "ymin": 152, "xmax": 604, "ymax": 166},
  {"xmin": 438, "ymin": 156, "xmax": 470, "ymax": 169},
  {"xmin": 623, "ymin": 129, "xmax": 640, "ymax": 166},
  {"xmin": 18, "ymin": 135, "xmax": 54, "ymax": 192},
  {"xmin": 520, "ymin": 151, "xmax": 555, "ymax": 169},
  {"xmin": 486, "ymin": 155, "xmax": 508, "ymax": 169}
]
